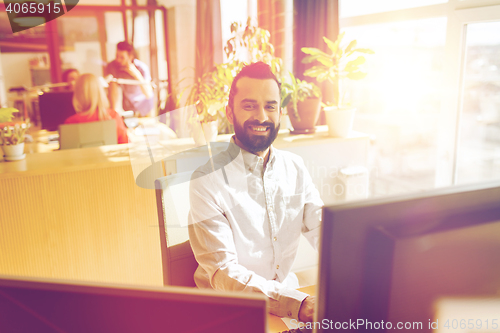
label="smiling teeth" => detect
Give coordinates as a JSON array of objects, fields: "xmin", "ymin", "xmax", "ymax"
[{"xmin": 251, "ymin": 126, "xmax": 268, "ymax": 132}]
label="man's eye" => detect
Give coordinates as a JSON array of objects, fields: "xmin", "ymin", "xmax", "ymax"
[
  {"xmin": 243, "ymin": 104, "xmax": 255, "ymax": 110},
  {"xmin": 266, "ymin": 105, "xmax": 276, "ymax": 111}
]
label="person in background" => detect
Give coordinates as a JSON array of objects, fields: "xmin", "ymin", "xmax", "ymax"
[
  {"xmin": 105, "ymin": 41, "xmax": 154, "ymax": 117},
  {"xmin": 64, "ymin": 73, "xmax": 128, "ymax": 144},
  {"xmin": 62, "ymin": 68, "xmax": 80, "ymax": 91}
]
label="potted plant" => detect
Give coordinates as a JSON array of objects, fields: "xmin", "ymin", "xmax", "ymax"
[
  {"xmin": 302, "ymin": 32, "xmax": 374, "ymax": 137},
  {"xmin": 281, "ymin": 71, "xmax": 322, "ymax": 134},
  {"xmin": 185, "ymin": 61, "xmax": 236, "ymax": 145},
  {"xmin": 0, "ymin": 107, "xmax": 27, "ymax": 161}
]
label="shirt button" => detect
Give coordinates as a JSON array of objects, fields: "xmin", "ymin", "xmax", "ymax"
[
  {"xmin": 249, "ymin": 167, "xmax": 253, "ymax": 172},
  {"xmin": 273, "ymin": 237, "xmax": 277, "ymax": 242},
  {"xmin": 276, "ymin": 265, "xmax": 279, "ymax": 269}
]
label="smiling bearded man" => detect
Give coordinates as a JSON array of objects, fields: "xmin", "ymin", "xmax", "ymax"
[{"xmin": 188, "ymin": 62, "xmax": 323, "ymax": 323}]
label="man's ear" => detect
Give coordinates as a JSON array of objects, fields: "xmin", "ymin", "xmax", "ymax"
[{"xmin": 226, "ymin": 105, "xmax": 234, "ymax": 125}]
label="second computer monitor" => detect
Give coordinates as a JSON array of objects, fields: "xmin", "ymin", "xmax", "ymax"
[
  {"xmin": 0, "ymin": 275, "xmax": 268, "ymax": 333},
  {"xmin": 39, "ymin": 91, "xmax": 76, "ymax": 131},
  {"xmin": 318, "ymin": 181, "xmax": 500, "ymax": 333}
]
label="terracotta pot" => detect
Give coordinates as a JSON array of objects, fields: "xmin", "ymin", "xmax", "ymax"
[
  {"xmin": 324, "ymin": 106, "xmax": 356, "ymax": 138},
  {"xmin": 288, "ymin": 98, "xmax": 321, "ymax": 132}
]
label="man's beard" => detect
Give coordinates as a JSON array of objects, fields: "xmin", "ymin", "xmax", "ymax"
[{"xmin": 233, "ymin": 119, "xmax": 280, "ymax": 154}]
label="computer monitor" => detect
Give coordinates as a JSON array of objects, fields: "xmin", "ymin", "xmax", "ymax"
[
  {"xmin": 39, "ymin": 91, "xmax": 76, "ymax": 131},
  {"xmin": 317, "ymin": 181, "xmax": 500, "ymax": 333},
  {"xmin": 0, "ymin": 275, "xmax": 267, "ymax": 333}
]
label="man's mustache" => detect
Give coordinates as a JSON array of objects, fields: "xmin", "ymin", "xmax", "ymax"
[{"xmin": 244, "ymin": 120, "xmax": 275, "ymax": 127}]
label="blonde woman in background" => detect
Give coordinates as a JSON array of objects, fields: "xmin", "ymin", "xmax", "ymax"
[{"xmin": 64, "ymin": 73, "xmax": 128, "ymax": 144}]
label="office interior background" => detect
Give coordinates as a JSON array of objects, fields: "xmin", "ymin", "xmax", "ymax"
[
  {"xmin": 1, "ymin": 0, "xmax": 500, "ymax": 288},
  {"xmin": 1, "ymin": 0, "xmax": 500, "ymax": 196}
]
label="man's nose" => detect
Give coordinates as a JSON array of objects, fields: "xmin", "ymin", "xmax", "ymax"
[{"xmin": 253, "ymin": 105, "xmax": 268, "ymax": 123}]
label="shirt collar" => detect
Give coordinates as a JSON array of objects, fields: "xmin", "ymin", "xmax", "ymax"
[{"xmin": 228, "ymin": 136, "xmax": 277, "ymax": 171}]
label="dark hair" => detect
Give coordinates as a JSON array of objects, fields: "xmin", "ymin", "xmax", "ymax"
[
  {"xmin": 116, "ymin": 41, "xmax": 135, "ymax": 55},
  {"xmin": 228, "ymin": 62, "xmax": 281, "ymax": 111},
  {"xmin": 62, "ymin": 68, "xmax": 79, "ymax": 83}
]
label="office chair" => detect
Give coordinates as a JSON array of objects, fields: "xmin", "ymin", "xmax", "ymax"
[
  {"xmin": 155, "ymin": 172, "xmax": 198, "ymax": 287},
  {"xmin": 59, "ymin": 120, "xmax": 117, "ymax": 149}
]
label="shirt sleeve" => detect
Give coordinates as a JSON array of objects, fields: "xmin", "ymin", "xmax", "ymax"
[
  {"xmin": 135, "ymin": 60, "xmax": 152, "ymax": 82},
  {"xmin": 299, "ymin": 158, "xmax": 323, "ymax": 251},
  {"xmin": 188, "ymin": 169, "xmax": 309, "ymax": 319}
]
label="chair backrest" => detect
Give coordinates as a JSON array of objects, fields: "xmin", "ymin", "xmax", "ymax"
[
  {"xmin": 155, "ymin": 172, "xmax": 198, "ymax": 287},
  {"xmin": 59, "ymin": 120, "xmax": 117, "ymax": 149}
]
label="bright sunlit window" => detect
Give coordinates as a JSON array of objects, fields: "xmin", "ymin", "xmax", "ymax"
[
  {"xmin": 340, "ymin": 0, "xmax": 448, "ymax": 18},
  {"xmin": 340, "ymin": 0, "xmax": 500, "ymax": 196},
  {"xmin": 341, "ymin": 17, "xmax": 447, "ymax": 194}
]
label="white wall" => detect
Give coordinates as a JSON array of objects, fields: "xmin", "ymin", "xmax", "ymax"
[{"xmin": 0, "ymin": 53, "xmax": 48, "ymax": 108}]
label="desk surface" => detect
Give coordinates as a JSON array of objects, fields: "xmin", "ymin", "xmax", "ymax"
[
  {"xmin": 268, "ymin": 285, "xmax": 316, "ymax": 333},
  {"xmin": 1, "ymin": 125, "xmax": 369, "ymax": 177}
]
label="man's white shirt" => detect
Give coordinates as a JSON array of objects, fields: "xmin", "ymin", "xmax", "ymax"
[{"xmin": 188, "ymin": 138, "xmax": 323, "ymax": 319}]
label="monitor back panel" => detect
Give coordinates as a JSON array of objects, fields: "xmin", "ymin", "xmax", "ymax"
[
  {"xmin": 39, "ymin": 91, "xmax": 76, "ymax": 131},
  {"xmin": 0, "ymin": 276, "xmax": 268, "ymax": 333},
  {"xmin": 318, "ymin": 181, "xmax": 500, "ymax": 333}
]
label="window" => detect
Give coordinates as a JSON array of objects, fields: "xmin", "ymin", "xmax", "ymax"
[
  {"xmin": 340, "ymin": 0, "xmax": 500, "ymax": 197},
  {"xmin": 456, "ymin": 21, "xmax": 500, "ymax": 184}
]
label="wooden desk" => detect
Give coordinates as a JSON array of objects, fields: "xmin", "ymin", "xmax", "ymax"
[
  {"xmin": 24, "ymin": 128, "xmax": 60, "ymax": 154},
  {"xmin": 268, "ymin": 285, "xmax": 316, "ymax": 333},
  {"xmin": 0, "ymin": 143, "xmax": 162, "ymax": 286}
]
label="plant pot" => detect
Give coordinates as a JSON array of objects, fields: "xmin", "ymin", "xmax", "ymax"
[
  {"xmin": 193, "ymin": 120, "xmax": 218, "ymax": 146},
  {"xmin": 324, "ymin": 106, "xmax": 356, "ymax": 138},
  {"xmin": 288, "ymin": 98, "xmax": 321, "ymax": 134},
  {"xmin": 2, "ymin": 142, "xmax": 25, "ymax": 161}
]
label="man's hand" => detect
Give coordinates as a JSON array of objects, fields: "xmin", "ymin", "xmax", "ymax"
[
  {"xmin": 298, "ymin": 295, "xmax": 315, "ymax": 322},
  {"xmin": 125, "ymin": 63, "xmax": 153, "ymax": 99},
  {"xmin": 126, "ymin": 63, "xmax": 143, "ymax": 80}
]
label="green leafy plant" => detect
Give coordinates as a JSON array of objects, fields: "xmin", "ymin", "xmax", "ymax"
[
  {"xmin": 224, "ymin": 18, "xmax": 282, "ymax": 77},
  {"xmin": 281, "ymin": 72, "xmax": 321, "ymax": 121},
  {"xmin": 0, "ymin": 108, "xmax": 30, "ymax": 145},
  {"xmin": 186, "ymin": 18, "xmax": 283, "ymax": 134},
  {"xmin": 301, "ymin": 31, "xmax": 374, "ymax": 107},
  {"xmin": 185, "ymin": 61, "xmax": 239, "ymax": 126},
  {"xmin": 0, "ymin": 107, "xmax": 19, "ymax": 123}
]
